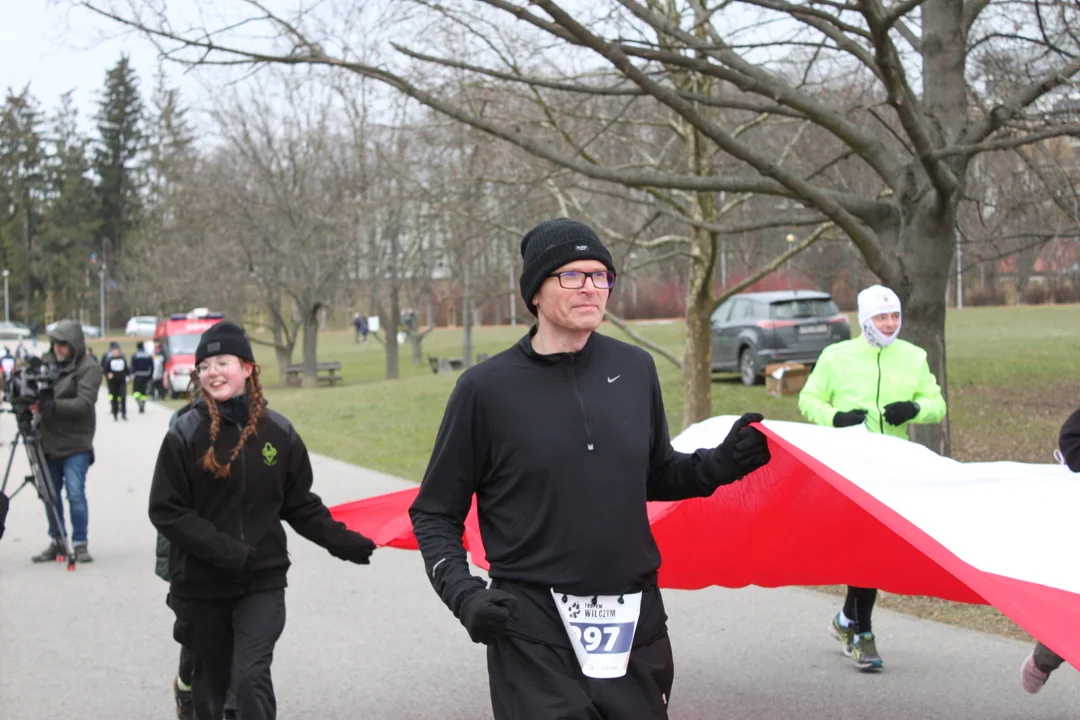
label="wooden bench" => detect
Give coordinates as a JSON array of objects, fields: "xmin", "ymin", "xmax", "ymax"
[
  {"xmin": 284, "ymin": 361, "xmax": 343, "ymax": 386},
  {"xmin": 428, "ymin": 355, "xmax": 465, "ymax": 374}
]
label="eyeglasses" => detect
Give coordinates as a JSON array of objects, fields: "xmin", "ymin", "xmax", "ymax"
[
  {"xmin": 547, "ymin": 270, "xmax": 616, "ymax": 290},
  {"xmin": 197, "ymin": 356, "xmax": 241, "ymax": 374}
]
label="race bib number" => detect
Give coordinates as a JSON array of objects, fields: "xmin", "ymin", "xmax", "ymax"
[
  {"xmin": 551, "ymin": 590, "xmax": 642, "ymax": 679},
  {"xmin": 109, "ymin": 359, "xmax": 125, "ymax": 372}
]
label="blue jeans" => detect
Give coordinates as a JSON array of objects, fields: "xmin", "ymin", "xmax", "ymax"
[{"xmin": 45, "ymin": 452, "xmax": 92, "ymax": 545}]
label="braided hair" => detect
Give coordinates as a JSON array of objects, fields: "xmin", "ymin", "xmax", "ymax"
[{"xmin": 189, "ymin": 364, "xmax": 266, "ymax": 479}]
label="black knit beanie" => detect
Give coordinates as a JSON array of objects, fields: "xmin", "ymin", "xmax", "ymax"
[
  {"xmin": 519, "ymin": 218, "xmax": 616, "ymax": 315},
  {"xmin": 195, "ymin": 321, "xmax": 255, "ymax": 365}
]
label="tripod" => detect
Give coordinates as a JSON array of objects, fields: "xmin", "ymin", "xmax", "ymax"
[{"xmin": 0, "ymin": 410, "xmax": 76, "ymax": 570}]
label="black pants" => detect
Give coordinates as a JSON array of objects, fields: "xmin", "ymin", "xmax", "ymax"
[
  {"xmin": 488, "ymin": 633, "xmax": 674, "ymax": 720},
  {"xmin": 132, "ymin": 376, "xmax": 150, "ymax": 404},
  {"xmin": 1034, "ymin": 641, "xmax": 1067, "ymax": 673},
  {"xmin": 842, "ymin": 586, "xmax": 878, "ymax": 633},
  {"xmin": 178, "ymin": 645, "xmax": 238, "ymax": 714},
  {"xmin": 108, "ymin": 380, "xmax": 126, "ymax": 418},
  {"xmin": 175, "ymin": 589, "xmax": 286, "ymax": 720}
]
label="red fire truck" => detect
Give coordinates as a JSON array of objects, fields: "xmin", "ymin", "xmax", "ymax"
[{"xmin": 153, "ymin": 308, "xmax": 225, "ymax": 398}]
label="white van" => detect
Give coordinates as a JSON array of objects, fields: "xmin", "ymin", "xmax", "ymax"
[{"xmin": 125, "ymin": 315, "xmax": 158, "ymax": 337}]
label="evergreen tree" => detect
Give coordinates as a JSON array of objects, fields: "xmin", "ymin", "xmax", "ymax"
[
  {"xmin": 93, "ymin": 54, "xmax": 143, "ymax": 292},
  {"xmin": 0, "ymin": 86, "xmax": 47, "ymax": 323},
  {"xmin": 146, "ymin": 64, "xmax": 194, "ymax": 199},
  {"xmin": 41, "ymin": 91, "xmax": 99, "ymax": 322}
]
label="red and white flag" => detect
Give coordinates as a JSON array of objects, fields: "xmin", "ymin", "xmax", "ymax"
[{"xmin": 331, "ymin": 416, "xmax": 1080, "ymax": 667}]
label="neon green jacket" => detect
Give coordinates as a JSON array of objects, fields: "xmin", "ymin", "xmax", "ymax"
[{"xmin": 799, "ymin": 337, "xmax": 946, "ymax": 438}]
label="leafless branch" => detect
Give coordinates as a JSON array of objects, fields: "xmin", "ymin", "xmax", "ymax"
[
  {"xmin": 603, "ymin": 311, "xmax": 683, "ymax": 369},
  {"xmin": 933, "ymin": 124, "xmax": 1080, "ymax": 157},
  {"xmin": 710, "ymin": 223, "xmax": 833, "ymax": 312}
]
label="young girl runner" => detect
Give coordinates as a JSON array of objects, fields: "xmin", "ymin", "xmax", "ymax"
[{"xmin": 149, "ymin": 321, "xmax": 376, "ymax": 720}]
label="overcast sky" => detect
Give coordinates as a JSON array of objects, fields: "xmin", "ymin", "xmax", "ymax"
[{"xmin": 0, "ymin": 2, "xmax": 205, "ymax": 129}]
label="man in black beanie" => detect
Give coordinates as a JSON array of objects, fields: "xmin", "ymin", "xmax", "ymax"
[{"xmin": 410, "ymin": 218, "xmax": 772, "ymax": 719}]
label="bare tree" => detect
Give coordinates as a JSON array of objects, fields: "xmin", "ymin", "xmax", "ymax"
[
  {"xmin": 84, "ymin": 0, "xmax": 1080, "ymax": 451},
  {"xmin": 212, "ymin": 73, "xmax": 355, "ymax": 385}
]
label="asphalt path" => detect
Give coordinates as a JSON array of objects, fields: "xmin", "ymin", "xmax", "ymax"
[{"xmin": 0, "ymin": 393, "xmax": 1076, "ymax": 718}]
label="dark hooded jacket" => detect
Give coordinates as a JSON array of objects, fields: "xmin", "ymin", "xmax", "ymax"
[{"xmin": 39, "ymin": 320, "xmax": 104, "ymax": 459}]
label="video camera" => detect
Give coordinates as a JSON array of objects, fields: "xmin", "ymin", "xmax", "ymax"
[
  {"xmin": 4, "ymin": 356, "xmax": 61, "ymax": 436},
  {"xmin": 5, "ymin": 356, "xmax": 60, "ymax": 406}
]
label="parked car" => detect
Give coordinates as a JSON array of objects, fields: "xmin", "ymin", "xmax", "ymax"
[
  {"xmin": 710, "ymin": 290, "xmax": 851, "ymax": 386},
  {"xmin": 0, "ymin": 321, "xmax": 31, "ymax": 340},
  {"xmin": 45, "ymin": 321, "xmax": 102, "ymax": 338},
  {"xmin": 125, "ymin": 315, "xmax": 158, "ymax": 336}
]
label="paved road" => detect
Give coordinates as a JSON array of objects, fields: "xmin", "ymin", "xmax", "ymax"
[{"xmin": 0, "ymin": 394, "xmax": 1076, "ymax": 719}]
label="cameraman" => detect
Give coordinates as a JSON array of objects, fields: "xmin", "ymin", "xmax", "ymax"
[{"xmin": 29, "ymin": 320, "xmax": 104, "ymax": 564}]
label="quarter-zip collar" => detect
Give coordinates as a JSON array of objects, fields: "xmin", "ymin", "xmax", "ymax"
[
  {"xmin": 516, "ymin": 325, "xmax": 598, "ymax": 451},
  {"xmin": 515, "ymin": 325, "xmax": 599, "ymax": 369}
]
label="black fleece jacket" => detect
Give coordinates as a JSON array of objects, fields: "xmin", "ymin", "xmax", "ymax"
[
  {"xmin": 149, "ymin": 401, "xmax": 370, "ymax": 599},
  {"xmin": 1060, "ymin": 407, "xmax": 1080, "ymax": 472},
  {"xmin": 409, "ymin": 328, "xmax": 744, "ymax": 624}
]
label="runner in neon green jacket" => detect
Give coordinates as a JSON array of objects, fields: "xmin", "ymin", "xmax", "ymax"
[
  {"xmin": 799, "ymin": 284, "xmax": 946, "ymax": 674},
  {"xmin": 799, "ymin": 335, "xmax": 947, "ymax": 438}
]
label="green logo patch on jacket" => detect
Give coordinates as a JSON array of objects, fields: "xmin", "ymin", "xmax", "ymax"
[{"xmin": 262, "ymin": 442, "xmax": 278, "ymax": 466}]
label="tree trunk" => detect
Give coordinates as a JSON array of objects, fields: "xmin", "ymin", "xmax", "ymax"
[
  {"xmin": 270, "ymin": 322, "xmax": 292, "ymax": 384},
  {"xmin": 301, "ymin": 304, "xmax": 319, "ymax": 388},
  {"xmin": 462, "ymin": 256, "xmax": 474, "ymax": 368},
  {"xmin": 889, "ymin": 196, "xmax": 959, "ymax": 457},
  {"xmin": 899, "ymin": 0, "xmax": 967, "ymax": 457},
  {"xmin": 680, "ymin": 130, "xmax": 720, "ymax": 429},
  {"xmin": 412, "ymin": 334, "xmax": 424, "ymax": 366},
  {"xmin": 682, "ymin": 225, "xmax": 716, "ymax": 430}
]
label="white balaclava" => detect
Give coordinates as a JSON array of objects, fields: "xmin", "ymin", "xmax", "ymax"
[{"xmin": 857, "ymin": 285, "xmax": 902, "ymax": 348}]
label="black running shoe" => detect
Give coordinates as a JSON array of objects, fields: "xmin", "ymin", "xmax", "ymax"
[{"xmin": 174, "ymin": 676, "xmax": 193, "ymax": 720}]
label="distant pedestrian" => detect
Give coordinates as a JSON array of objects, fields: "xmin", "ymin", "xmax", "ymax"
[
  {"xmin": 152, "ymin": 342, "xmax": 167, "ymax": 400},
  {"xmin": 104, "ymin": 344, "xmax": 129, "ymax": 421},
  {"xmin": 130, "ymin": 342, "xmax": 154, "ymax": 413},
  {"xmin": 0, "ymin": 346, "xmax": 14, "ymax": 376},
  {"xmin": 353, "ymin": 312, "xmax": 365, "ymax": 343}
]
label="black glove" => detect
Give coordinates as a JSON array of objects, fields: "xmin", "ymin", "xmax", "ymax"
[
  {"xmin": 458, "ymin": 588, "xmax": 519, "ymax": 645},
  {"xmin": 340, "ymin": 534, "xmax": 377, "ymax": 565},
  {"xmin": 833, "ymin": 409, "xmax": 868, "ymax": 428},
  {"xmin": 709, "ymin": 412, "xmax": 770, "ymax": 485},
  {"xmin": 883, "ymin": 401, "xmax": 920, "ymax": 426}
]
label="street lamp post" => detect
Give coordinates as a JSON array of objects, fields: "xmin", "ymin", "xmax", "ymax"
[
  {"xmin": 98, "ymin": 263, "xmax": 107, "ymax": 336},
  {"xmin": 1, "ymin": 269, "xmax": 8, "ymax": 323},
  {"xmin": 785, "ymin": 234, "xmax": 797, "ymax": 288}
]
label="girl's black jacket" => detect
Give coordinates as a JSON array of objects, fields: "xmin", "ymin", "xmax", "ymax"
[{"xmin": 149, "ymin": 403, "xmax": 369, "ymax": 599}]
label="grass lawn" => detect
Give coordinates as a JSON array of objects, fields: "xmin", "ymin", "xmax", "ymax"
[
  {"xmin": 90, "ymin": 304, "xmax": 1080, "ymax": 640},
  {"xmin": 204, "ymin": 303, "xmax": 1080, "ymax": 479}
]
